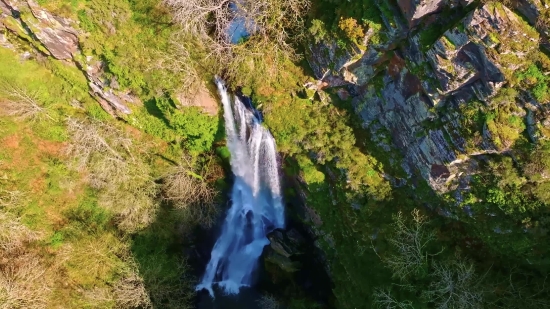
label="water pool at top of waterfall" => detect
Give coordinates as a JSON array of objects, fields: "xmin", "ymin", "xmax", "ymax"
[{"xmin": 196, "ymin": 78, "xmax": 284, "ymax": 297}]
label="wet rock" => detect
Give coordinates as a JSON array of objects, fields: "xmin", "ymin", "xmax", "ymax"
[
  {"xmin": 264, "ymin": 250, "xmax": 300, "ymax": 273},
  {"xmin": 264, "ymin": 228, "xmax": 307, "ymax": 273},
  {"xmin": 267, "ymin": 228, "xmax": 305, "ymax": 258}
]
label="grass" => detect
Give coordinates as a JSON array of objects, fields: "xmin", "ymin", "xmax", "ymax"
[{"xmin": 0, "ymin": 16, "xmax": 219, "ymax": 305}]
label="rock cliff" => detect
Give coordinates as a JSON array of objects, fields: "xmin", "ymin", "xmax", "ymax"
[{"xmin": 307, "ymin": 1, "xmax": 550, "ymax": 195}]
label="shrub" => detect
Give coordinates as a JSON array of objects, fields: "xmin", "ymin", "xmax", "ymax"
[
  {"xmin": 309, "ymin": 19, "xmax": 329, "ymax": 43},
  {"xmin": 66, "ymin": 117, "xmax": 159, "ymax": 233},
  {"xmin": 161, "ymin": 155, "xmax": 220, "ymax": 228},
  {"xmin": 384, "ymin": 209, "xmax": 435, "ymax": 282},
  {"xmin": 338, "ymin": 17, "xmax": 365, "ymax": 42}
]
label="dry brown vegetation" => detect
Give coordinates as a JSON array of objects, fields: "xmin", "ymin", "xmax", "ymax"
[
  {"xmin": 66, "ymin": 117, "xmax": 159, "ymax": 233},
  {"xmin": 0, "ymin": 82, "xmax": 53, "ymax": 122},
  {"xmin": 161, "ymin": 154, "xmax": 220, "ymax": 228},
  {"xmin": 0, "ymin": 212, "xmax": 49, "ymax": 309},
  {"xmin": 162, "ymin": 0, "xmax": 310, "ymax": 85}
]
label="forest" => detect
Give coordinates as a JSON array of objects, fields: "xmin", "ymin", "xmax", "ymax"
[{"xmin": 1, "ymin": 0, "xmax": 550, "ymax": 308}]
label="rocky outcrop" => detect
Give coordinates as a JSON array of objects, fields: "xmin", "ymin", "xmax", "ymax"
[
  {"xmin": 82, "ymin": 57, "xmax": 136, "ymax": 116},
  {"xmin": 397, "ymin": 0, "xmax": 446, "ymax": 26},
  {"xmin": 0, "ymin": 0, "xmax": 78, "ymax": 59},
  {"xmin": 25, "ymin": 0, "xmax": 79, "ymax": 60},
  {"xmin": 176, "ymin": 84, "xmax": 219, "ymax": 116},
  {"xmin": 397, "ymin": 0, "xmax": 476, "ymax": 27},
  {"xmin": 0, "ymin": 0, "xmax": 136, "ymax": 116},
  {"xmin": 264, "ymin": 229, "xmax": 305, "ymax": 273},
  {"xmin": 307, "ymin": 2, "xmax": 547, "ymax": 194}
]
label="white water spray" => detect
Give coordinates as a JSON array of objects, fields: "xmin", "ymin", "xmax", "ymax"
[{"xmin": 196, "ymin": 78, "xmax": 284, "ymax": 296}]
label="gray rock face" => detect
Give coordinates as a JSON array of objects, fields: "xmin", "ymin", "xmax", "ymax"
[
  {"xmin": 0, "ymin": 0, "xmax": 78, "ymax": 60},
  {"xmin": 307, "ymin": 3, "xmax": 544, "ymax": 192},
  {"xmin": 353, "ymin": 53, "xmax": 464, "ymax": 183},
  {"xmin": 84, "ymin": 58, "xmax": 135, "ymax": 115},
  {"xmin": 0, "ymin": 22, "xmax": 13, "ymax": 50},
  {"xmin": 26, "ymin": 0, "xmax": 78, "ymax": 60},
  {"xmin": 397, "ymin": 0, "xmax": 446, "ymax": 26},
  {"xmin": 511, "ymin": 0, "xmax": 541, "ymax": 25},
  {"xmin": 306, "ymin": 41, "xmax": 363, "ymax": 88}
]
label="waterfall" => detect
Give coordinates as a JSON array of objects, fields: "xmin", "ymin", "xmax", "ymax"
[{"xmin": 196, "ymin": 77, "xmax": 285, "ymax": 296}]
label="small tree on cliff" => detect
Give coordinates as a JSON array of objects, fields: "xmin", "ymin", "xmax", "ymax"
[{"xmin": 383, "ymin": 209, "xmax": 436, "ymax": 282}]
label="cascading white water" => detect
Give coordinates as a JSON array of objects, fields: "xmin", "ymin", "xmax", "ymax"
[{"xmin": 196, "ymin": 78, "xmax": 284, "ymax": 296}]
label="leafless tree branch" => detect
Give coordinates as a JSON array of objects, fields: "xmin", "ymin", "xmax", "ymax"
[
  {"xmin": 373, "ymin": 288, "xmax": 414, "ymax": 309},
  {"xmin": 0, "ymin": 82, "xmax": 53, "ymax": 122},
  {"xmin": 422, "ymin": 258, "xmax": 483, "ymax": 309},
  {"xmin": 383, "ymin": 209, "xmax": 437, "ymax": 282}
]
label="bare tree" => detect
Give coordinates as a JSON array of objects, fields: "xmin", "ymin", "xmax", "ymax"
[
  {"xmin": 0, "ymin": 189, "xmax": 25, "ymax": 210},
  {"xmin": 162, "ymin": 0, "xmax": 310, "ymax": 84},
  {"xmin": 161, "ymin": 155, "xmax": 219, "ymax": 228},
  {"xmin": 0, "ymin": 253, "xmax": 50, "ymax": 309},
  {"xmin": 0, "ymin": 211, "xmax": 41, "ymax": 255},
  {"xmin": 65, "ymin": 117, "xmax": 131, "ymax": 172},
  {"xmin": 383, "ymin": 209, "xmax": 437, "ymax": 282},
  {"xmin": 488, "ymin": 268, "xmax": 550, "ymax": 309},
  {"xmin": 66, "ymin": 117, "xmax": 159, "ymax": 233},
  {"xmin": 113, "ymin": 273, "xmax": 153, "ymax": 309},
  {"xmin": 149, "ymin": 33, "xmax": 204, "ymax": 98},
  {"xmin": 422, "ymin": 259, "xmax": 483, "ymax": 309},
  {"xmin": 372, "ymin": 288, "xmax": 414, "ymax": 309},
  {"xmin": 0, "ymin": 82, "xmax": 53, "ymax": 122}
]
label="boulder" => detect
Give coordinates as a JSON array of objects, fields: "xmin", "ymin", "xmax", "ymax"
[
  {"xmin": 264, "ymin": 228, "xmax": 306, "ymax": 273},
  {"xmin": 176, "ymin": 84, "xmax": 219, "ymax": 116}
]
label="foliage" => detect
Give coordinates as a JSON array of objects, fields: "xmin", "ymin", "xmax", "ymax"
[
  {"xmin": 338, "ymin": 17, "xmax": 365, "ymax": 43},
  {"xmin": 132, "ymin": 97, "xmax": 218, "ymax": 154},
  {"xmin": 516, "ymin": 64, "xmax": 550, "ymax": 103},
  {"xmin": 266, "ymin": 97, "xmax": 390, "ymax": 197},
  {"xmin": 384, "ymin": 210, "xmax": 435, "ymax": 282},
  {"xmin": 309, "ymin": 19, "xmax": 329, "ymax": 43}
]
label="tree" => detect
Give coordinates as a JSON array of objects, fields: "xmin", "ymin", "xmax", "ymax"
[
  {"xmin": 161, "ymin": 154, "xmax": 220, "ymax": 228},
  {"xmin": 0, "ymin": 82, "xmax": 53, "ymax": 122},
  {"xmin": 162, "ymin": 0, "xmax": 310, "ymax": 85},
  {"xmin": 66, "ymin": 117, "xmax": 159, "ymax": 233},
  {"xmin": 372, "ymin": 288, "xmax": 414, "ymax": 309},
  {"xmin": 383, "ymin": 209, "xmax": 436, "ymax": 282},
  {"xmin": 309, "ymin": 19, "xmax": 328, "ymax": 43},
  {"xmin": 338, "ymin": 17, "xmax": 364, "ymax": 42},
  {"xmin": 422, "ymin": 258, "xmax": 483, "ymax": 309}
]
